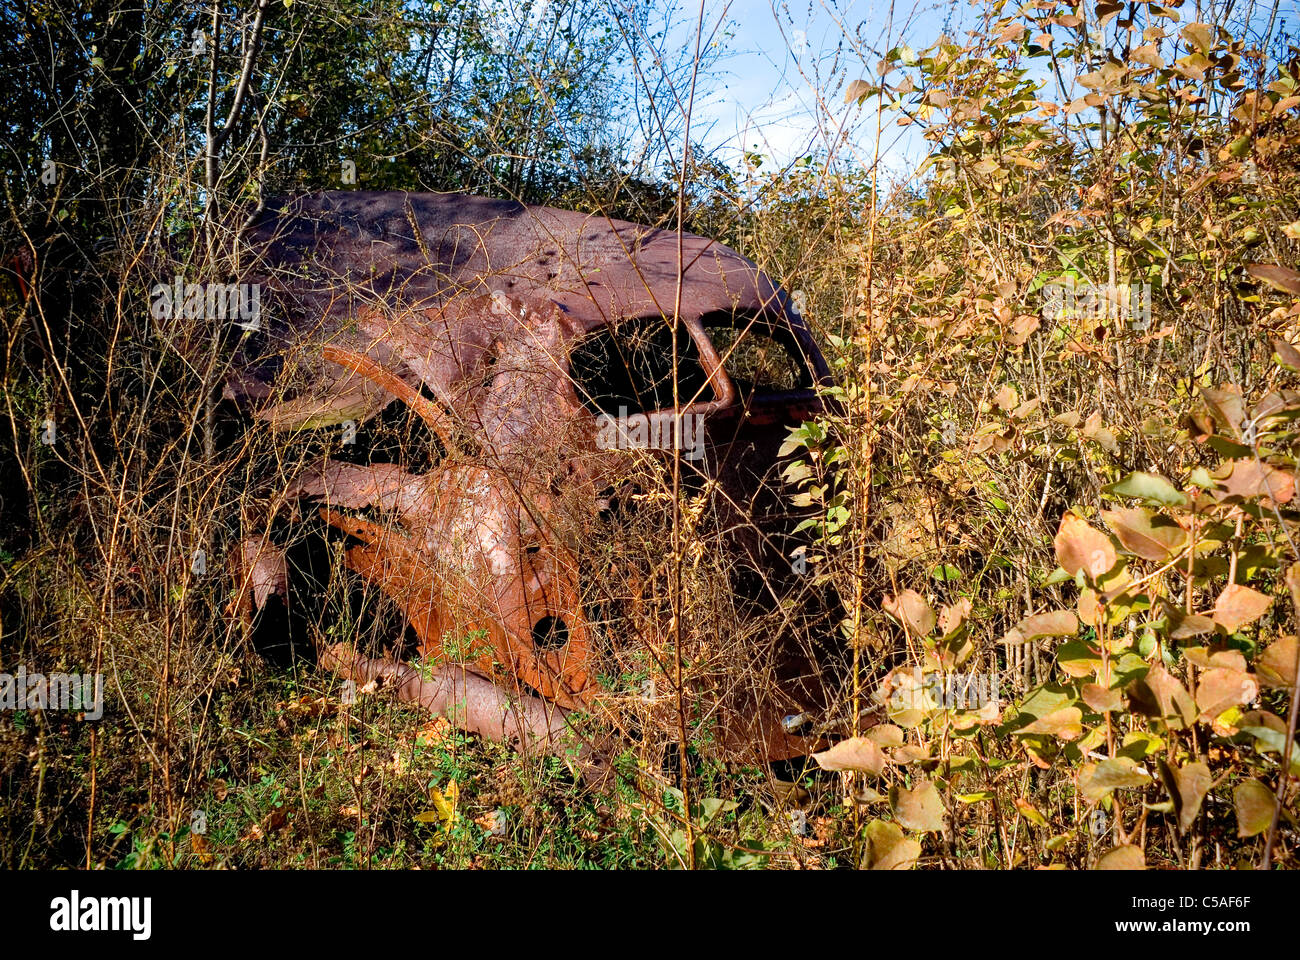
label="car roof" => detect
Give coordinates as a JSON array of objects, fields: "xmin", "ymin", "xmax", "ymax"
[{"xmin": 238, "ymin": 190, "xmax": 793, "ymax": 334}]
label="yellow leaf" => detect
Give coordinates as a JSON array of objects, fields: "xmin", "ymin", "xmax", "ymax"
[
  {"xmin": 1097, "ymin": 844, "xmax": 1145, "ymax": 869},
  {"xmin": 424, "ymin": 780, "xmax": 460, "ymax": 831},
  {"xmin": 1014, "ymin": 797, "xmax": 1048, "ymax": 827}
]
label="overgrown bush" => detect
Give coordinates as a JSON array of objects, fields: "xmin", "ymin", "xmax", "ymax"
[{"xmin": 2, "ymin": 0, "xmax": 1298, "ymax": 869}]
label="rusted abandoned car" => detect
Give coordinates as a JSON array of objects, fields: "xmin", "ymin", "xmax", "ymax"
[{"xmin": 223, "ymin": 190, "xmax": 839, "ymax": 773}]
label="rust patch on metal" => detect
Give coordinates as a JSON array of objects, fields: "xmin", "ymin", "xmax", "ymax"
[{"xmin": 227, "ymin": 190, "xmax": 834, "ymax": 761}]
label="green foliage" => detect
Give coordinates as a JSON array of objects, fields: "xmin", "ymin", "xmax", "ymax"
[
  {"xmin": 648, "ymin": 788, "xmax": 772, "ymax": 869},
  {"xmin": 773, "ymin": 1, "xmax": 1300, "ymax": 868}
]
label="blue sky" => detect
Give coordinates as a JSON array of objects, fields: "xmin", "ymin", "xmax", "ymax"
[
  {"xmin": 686, "ymin": 0, "xmax": 1298, "ymax": 176},
  {"xmin": 687, "ymin": 0, "xmax": 972, "ymax": 172}
]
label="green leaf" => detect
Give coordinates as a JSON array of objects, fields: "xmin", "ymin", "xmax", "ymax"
[
  {"xmin": 695, "ymin": 797, "xmax": 739, "ymax": 827},
  {"xmin": 1118, "ymin": 730, "xmax": 1164, "ymax": 761},
  {"xmin": 1057, "ymin": 639, "xmax": 1103, "ymax": 678},
  {"xmin": 777, "ymin": 438, "xmax": 804, "ymax": 457},
  {"xmin": 1240, "ymin": 726, "xmax": 1300, "ymax": 774},
  {"xmin": 1102, "ymin": 471, "xmax": 1188, "ymax": 507},
  {"xmin": 1005, "ymin": 684, "xmax": 1076, "ymax": 735}
]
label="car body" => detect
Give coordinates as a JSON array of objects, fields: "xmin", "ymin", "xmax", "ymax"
[{"xmin": 227, "ymin": 190, "xmax": 836, "ymax": 761}]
